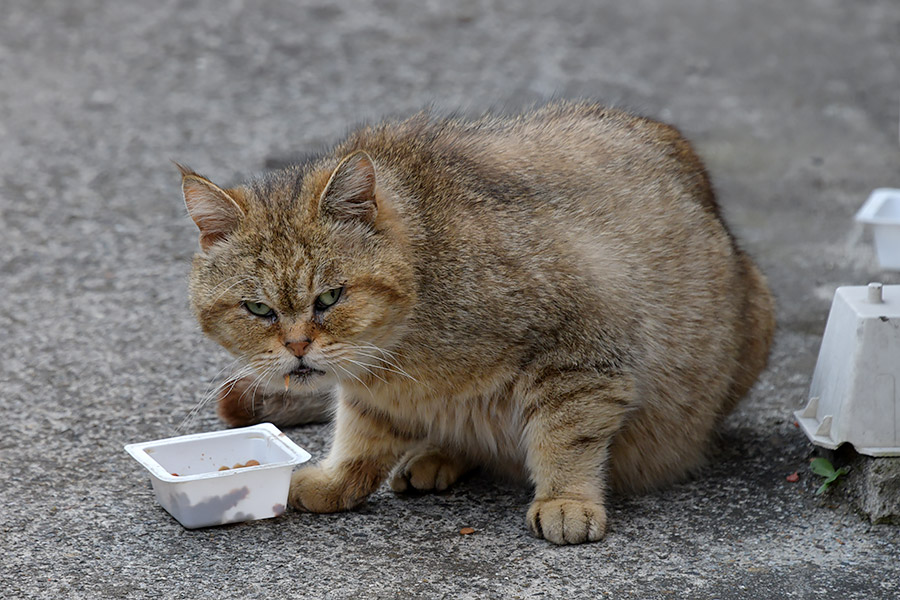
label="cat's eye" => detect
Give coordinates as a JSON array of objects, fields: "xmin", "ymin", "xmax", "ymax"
[
  {"xmin": 314, "ymin": 287, "xmax": 343, "ymax": 311},
  {"xmin": 244, "ymin": 301, "xmax": 275, "ymax": 318}
]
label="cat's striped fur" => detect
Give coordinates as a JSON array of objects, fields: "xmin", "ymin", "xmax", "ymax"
[{"xmin": 182, "ymin": 100, "xmax": 775, "ymax": 544}]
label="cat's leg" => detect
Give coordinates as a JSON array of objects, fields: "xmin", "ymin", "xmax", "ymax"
[
  {"xmin": 389, "ymin": 443, "xmax": 472, "ymax": 493},
  {"xmin": 521, "ymin": 370, "xmax": 635, "ymax": 545},
  {"xmin": 217, "ymin": 376, "xmax": 333, "ymax": 427},
  {"xmin": 288, "ymin": 394, "xmax": 416, "ymax": 512}
]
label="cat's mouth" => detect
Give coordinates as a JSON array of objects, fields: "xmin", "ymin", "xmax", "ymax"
[{"xmin": 288, "ymin": 364, "xmax": 326, "ymax": 381}]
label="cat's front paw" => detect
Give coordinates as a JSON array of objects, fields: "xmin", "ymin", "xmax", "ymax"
[
  {"xmin": 526, "ymin": 497, "xmax": 607, "ymax": 545},
  {"xmin": 288, "ymin": 462, "xmax": 384, "ymax": 513},
  {"xmin": 389, "ymin": 449, "xmax": 468, "ymax": 493},
  {"xmin": 288, "ymin": 466, "xmax": 355, "ymax": 513}
]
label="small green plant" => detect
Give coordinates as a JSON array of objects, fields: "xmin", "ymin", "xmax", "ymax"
[{"xmin": 809, "ymin": 458, "xmax": 850, "ymax": 495}]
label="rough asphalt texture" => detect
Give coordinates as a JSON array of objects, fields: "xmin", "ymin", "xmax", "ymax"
[{"xmin": 2, "ymin": 1, "xmax": 899, "ymax": 598}]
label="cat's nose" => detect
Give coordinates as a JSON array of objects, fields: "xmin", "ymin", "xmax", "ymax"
[{"xmin": 285, "ymin": 339, "xmax": 310, "ymax": 357}]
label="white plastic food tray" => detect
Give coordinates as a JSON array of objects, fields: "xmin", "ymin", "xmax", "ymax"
[{"xmin": 125, "ymin": 423, "xmax": 311, "ymax": 528}]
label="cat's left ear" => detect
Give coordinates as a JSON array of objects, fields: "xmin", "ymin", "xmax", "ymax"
[
  {"xmin": 177, "ymin": 164, "xmax": 247, "ymax": 251},
  {"xmin": 318, "ymin": 151, "xmax": 377, "ymax": 224}
]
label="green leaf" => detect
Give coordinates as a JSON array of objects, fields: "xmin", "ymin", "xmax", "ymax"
[
  {"xmin": 810, "ymin": 460, "xmax": 850, "ymax": 495},
  {"xmin": 810, "ymin": 458, "xmax": 836, "ymax": 477}
]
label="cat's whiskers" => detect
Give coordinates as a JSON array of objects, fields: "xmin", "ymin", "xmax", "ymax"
[
  {"xmin": 350, "ymin": 350, "xmax": 419, "ymax": 382},
  {"xmin": 177, "ymin": 357, "xmax": 252, "ymax": 431},
  {"xmin": 207, "ymin": 276, "xmax": 259, "ymax": 306},
  {"xmin": 244, "ymin": 358, "xmax": 285, "ymax": 414},
  {"xmin": 343, "ymin": 341, "xmax": 397, "ymax": 361},
  {"xmin": 354, "ymin": 341, "xmax": 404, "ymax": 363},
  {"xmin": 206, "ymin": 274, "xmax": 258, "ymax": 294},
  {"xmin": 240, "ymin": 366, "xmax": 272, "ymax": 416},
  {"xmin": 343, "ymin": 342, "xmax": 422, "ymax": 385},
  {"xmin": 363, "ymin": 342, "xmax": 401, "ymax": 357},
  {"xmin": 200, "ymin": 356, "xmax": 247, "ymax": 401},
  {"xmin": 207, "ymin": 364, "xmax": 259, "ymax": 410},
  {"xmin": 341, "ymin": 358, "xmax": 388, "ymax": 383},
  {"xmin": 330, "ymin": 361, "xmax": 375, "ymax": 398}
]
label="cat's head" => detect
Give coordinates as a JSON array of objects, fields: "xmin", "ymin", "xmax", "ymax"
[{"xmin": 180, "ymin": 152, "xmax": 415, "ymax": 392}]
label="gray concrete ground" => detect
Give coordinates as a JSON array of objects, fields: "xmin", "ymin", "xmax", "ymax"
[{"xmin": 1, "ymin": 0, "xmax": 899, "ymax": 598}]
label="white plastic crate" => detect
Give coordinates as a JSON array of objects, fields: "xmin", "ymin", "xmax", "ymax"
[
  {"xmin": 855, "ymin": 188, "xmax": 900, "ymax": 270},
  {"xmin": 796, "ymin": 283, "xmax": 900, "ymax": 456}
]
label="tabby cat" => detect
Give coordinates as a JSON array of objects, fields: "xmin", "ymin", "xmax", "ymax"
[{"xmin": 181, "ymin": 100, "xmax": 775, "ymax": 544}]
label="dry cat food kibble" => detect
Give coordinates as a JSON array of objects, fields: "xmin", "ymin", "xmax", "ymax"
[{"xmin": 218, "ymin": 459, "xmax": 261, "ymax": 471}]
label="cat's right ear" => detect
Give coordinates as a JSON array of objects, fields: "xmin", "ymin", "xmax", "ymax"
[
  {"xmin": 317, "ymin": 151, "xmax": 378, "ymax": 225},
  {"xmin": 177, "ymin": 163, "xmax": 246, "ymax": 251}
]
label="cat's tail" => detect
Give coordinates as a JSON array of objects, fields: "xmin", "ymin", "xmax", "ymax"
[{"xmin": 217, "ymin": 376, "xmax": 335, "ymax": 427}]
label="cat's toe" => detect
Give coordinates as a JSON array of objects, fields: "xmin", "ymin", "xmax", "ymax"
[
  {"xmin": 390, "ymin": 450, "xmax": 467, "ymax": 493},
  {"xmin": 526, "ymin": 497, "xmax": 607, "ymax": 545},
  {"xmin": 389, "ymin": 470, "xmax": 411, "ymax": 493}
]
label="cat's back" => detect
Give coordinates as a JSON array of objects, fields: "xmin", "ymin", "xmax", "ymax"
[
  {"xmin": 342, "ymin": 101, "xmax": 719, "ymax": 233},
  {"xmin": 337, "ymin": 101, "xmax": 750, "ymax": 320}
]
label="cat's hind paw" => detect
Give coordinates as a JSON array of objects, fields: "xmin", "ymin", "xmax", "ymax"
[
  {"xmin": 389, "ymin": 448, "xmax": 469, "ymax": 493},
  {"xmin": 216, "ymin": 377, "xmax": 261, "ymax": 427},
  {"xmin": 216, "ymin": 376, "xmax": 332, "ymax": 427},
  {"xmin": 526, "ymin": 497, "xmax": 607, "ymax": 545}
]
